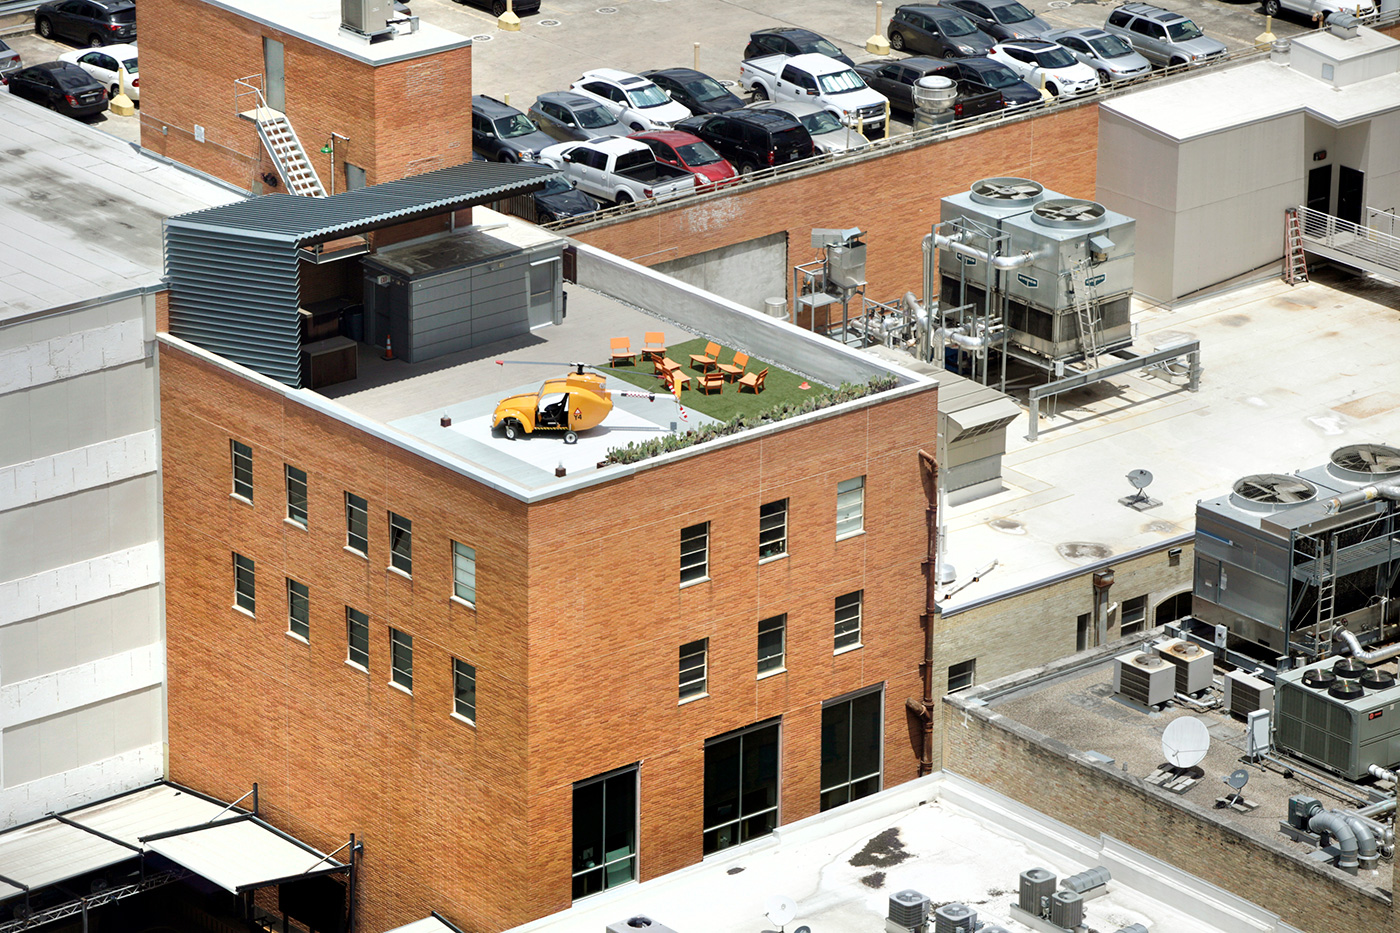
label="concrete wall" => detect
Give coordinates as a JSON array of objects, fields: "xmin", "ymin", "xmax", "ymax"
[
  {"xmin": 653, "ymin": 232, "xmax": 789, "ymax": 313},
  {"xmin": 0, "ymin": 292, "xmax": 165, "ymax": 826}
]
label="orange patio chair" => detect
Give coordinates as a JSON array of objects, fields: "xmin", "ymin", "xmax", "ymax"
[
  {"xmin": 716, "ymin": 351, "xmax": 749, "ymax": 383},
  {"xmin": 737, "ymin": 367, "xmax": 768, "ymax": 394},
  {"xmin": 700, "ymin": 371, "xmax": 724, "ymax": 395},
  {"xmin": 689, "ymin": 341, "xmax": 720, "ymax": 372},
  {"xmin": 666, "ymin": 369, "xmax": 691, "ymax": 392},
  {"xmin": 610, "ymin": 337, "xmax": 636, "ymax": 368},
  {"xmin": 642, "ymin": 332, "xmax": 666, "ymax": 363}
]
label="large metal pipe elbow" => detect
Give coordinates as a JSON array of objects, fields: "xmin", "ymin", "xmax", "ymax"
[
  {"xmin": 1309, "ymin": 810, "xmax": 1361, "ymax": 874},
  {"xmin": 991, "ymin": 251, "xmax": 1037, "ymax": 270},
  {"xmin": 1341, "ymin": 814, "xmax": 1380, "ymax": 869},
  {"xmin": 1327, "ymin": 481, "xmax": 1400, "ymax": 513},
  {"xmin": 1338, "ymin": 629, "xmax": 1400, "ymax": 664}
]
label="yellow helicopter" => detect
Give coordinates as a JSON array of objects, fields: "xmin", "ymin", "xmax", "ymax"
[{"xmin": 491, "ymin": 361, "xmax": 672, "ymax": 443}]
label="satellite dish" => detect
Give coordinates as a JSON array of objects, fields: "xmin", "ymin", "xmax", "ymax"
[
  {"xmin": 1225, "ymin": 768, "xmax": 1250, "ymax": 791},
  {"xmin": 1161, "ymin": 717, "xmax": 1211, "ymax": 769},
  {"xmin": 1128, "ymin": 469, "xmax": 1153, "ymax": 490},
  {"xmin": 766, "ymin": 895, "xmax": 797, "ymax": 930}
]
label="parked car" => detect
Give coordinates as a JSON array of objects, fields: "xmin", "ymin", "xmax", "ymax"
[
  {"xmin": 744, "ymin": 27, "xmax": 854, "ymax": 67},
  {"xmin": 1104, "ymin": 3, "xmax": 1227, "ymax": 67},
  {"xmin": 853, "ymin": 58, "xmax": 1004, "ymax": 119},
  {"xmin": 6, "ymin": 61, "xmax": 108, "ymax": 117},
  {"xmin": 472, "ymin": 94, "xmax": 556, "ymax": 162},
  {"xmin": 989, "ymin": 39, "xmax": 1100, "ymax": 97},
  {"xmin": 641, "ymin": 68, "xmax": 744, "ymax": 116},
  {"xmin": 34, "ymin": 0, "xmax": 136, "ymax": 47},
  {"xmin": 887, "ymin": 5, "xmax": 995, "ymax": 58},
  {"xmin": 1044, "ymin": 27, "xmax": 1151, "ymax": 83},
  {"xmin": 58, "ymin": 43, "xmax": 137, "ymax": 100},
  {"xmin": 0, "ymin": 40, "xmax": 22, "ymax": 83},
  {"xmin": 739, "ymin": 53, "xmax": 890, "ymax": 138},
  {"xmin": 569, "ymin": 69, "xmax": 691, "ymax": 132},
  {"xmin": 528, "ymin": 91, "xmax": 629, "ymax": 142},
  {"xmin": 747, "ymin": 100, "xmax": 870, "ymax": 153},
  {"xmin": 455, "ymin": 0, "xmax": 540, "ymax": 16},
  {"xmin": 937, "ymin": 0, "xmax": 1052, "ymax": 40},
  {"xmin": 1263, "ymin": 0, "xmax": 1373, "ymax": 21},
  {"xmin": 946, "ymin": 56, "xmax": 1043, "ymax": 106},
  {"xmin": 630, "ymin": 130, "xmax": 738, "ymax": 188},
  {"xmin": 535, "ymin": 137, "xmax": 697, "ymax": 204},
  {"xmin": 533, "ymin": 175, "xmax": 601, "ymax": 224},
  {"xmin": 675, "ymin": 110, "xmax": 816, "ymax": 175}
]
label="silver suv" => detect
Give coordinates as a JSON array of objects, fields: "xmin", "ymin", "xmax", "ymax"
[{"xmin": 1104, "ymin": 3, "xmax": 1227, "ymax": 67}]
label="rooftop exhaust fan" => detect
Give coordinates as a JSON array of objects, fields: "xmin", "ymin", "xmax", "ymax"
[
  {"xmin": 1330, "ymin": 443, "xmax": 1400, "ymax": 479},
  {"xmin": 969, "ymin": 176, "xmax": 1044, "ymax": 206},
  {"xmin": 1229, "ymin": 473, "xmax": 1317, "ymax": 509},
  {"xmin": 1030, "ymin": 198, "xmax": 1108, "ymax": 228}
]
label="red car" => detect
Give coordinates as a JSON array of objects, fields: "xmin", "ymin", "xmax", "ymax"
[{"xmin": 629, "ymin": 130, "xmax": 738, "ymax": 190}]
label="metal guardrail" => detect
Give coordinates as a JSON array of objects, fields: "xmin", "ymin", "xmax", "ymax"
[{"xmin": 1297, "ymin": 205, "xmax": 1400, "ymax": 276}]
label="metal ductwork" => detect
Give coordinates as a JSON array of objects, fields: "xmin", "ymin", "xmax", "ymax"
[
  {"xmin": 1369, "ymin": 764, "xmax": 1398, "ymax": 783},
  {"xmin": 933, "ymin": 232, "xmax": 1039, "ymax": 270},
  {"xmin": 1341, "ymin": 813, "xmax": 1380, "ymax": 869},
  {"xmin": 1326, "ymin": 480, "xmax": 1400, "ymax": 514},
  {"xmin": 1338, "ymin": 629, "xmax": 1400, "ymax": 663},
  {"xmin": 1308, "ymin": 810, "xmax": 1360, "ymax": 874}
]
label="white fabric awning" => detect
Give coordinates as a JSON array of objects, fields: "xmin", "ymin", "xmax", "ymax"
[
  {"xmin": 383, "ymin": 917, "xmax": 461, "ymax": 933},
  {"xmin": 0, "ymin": 819, "xmax": 135, "ymax": 899},
  {"xmin": 145, "ymin": 816, "xmax": 344, "ymax": 892}
]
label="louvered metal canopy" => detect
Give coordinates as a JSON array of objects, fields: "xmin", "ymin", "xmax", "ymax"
[{"xmin": 163, "ymin": 161, "xmax": 558, "ymax": 388}]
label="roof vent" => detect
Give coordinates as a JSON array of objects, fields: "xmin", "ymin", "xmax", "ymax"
[
  {"xmin": 1329, "ymin": 444, "xmax": 1400, "ymax": 482},
  {"xmin": 1228, "ymin": 473, "xmax": 1317, "ymax": 511},
  {"xmin": 969, "ymin": 177, "xmax": 1044, "ymax": 206},
  {"xmin": 1327, "ymin": 11, "xmax": 1359, "ymax": 38},
  {"xmin": 1030, "ymin": 198, "xmax": 1108, "ymax": 229}
]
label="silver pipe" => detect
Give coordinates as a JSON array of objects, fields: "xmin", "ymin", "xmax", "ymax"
[
  {"xmin": 932, "ymin": 233, "xmax": 1039, "ymax": 270},
  {"xmin": 1309, "ymin": 810, "xmax": 1360, "ymax": 874},
  {"xmin": 1325, "ymin": 480, "xmax": 1400, "ymax": 513},
  {"xmin": 1341, "ymin": 814, "xmax": 1380, "ymax": 869},
  {"xmin": 1337, "ymin": 629, "xmax": 1400, "ymax": 663},
  {"xmin": 1262, "ymin": 754, "xmax": 1370, "ymax": 803},
  {"xmin": 1369, "ymin": 764, "xmax": 1398, "ymax": 784}
]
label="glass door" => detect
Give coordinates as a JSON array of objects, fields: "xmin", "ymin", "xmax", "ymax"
[
  {"xmin": 572, "ymin": 765, "xmax": 638, "ymax": 899},
  {"xmin": 703, "ymin": 720, "xmax": 780, "ymax": 854}
]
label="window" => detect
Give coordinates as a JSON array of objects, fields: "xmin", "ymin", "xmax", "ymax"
[
  {"xmin": 453, "ymin": 659, "xmax": 477, "ymax": 721},
  {"xmin": 287, "ymin": 578, "xmax": 309, "ymax": 640},
  {"xmin": 390, "ymin": 628, "xmax": 413, "ymax": 691},
  {"xmin": 1155, "ymin": 591, "xmax": 1192, "ymax": 627},
  {"xmin": 345, "ymin": 493, "xmax": 368, "ymax": 554},
  {"xmin": 231, "ymin": 440, "xmax": 253, "ymax": 502},
  {"xmin": 452, "ymin": 541, "xmax": 477, "ymax": 604},
  {"xmin": 948, "ymin": 658, "xmax": 976, "ymax": 692},
  {"xmin": 703, "ymin": 721, "xmax": 780, "ymax": 854},
  {"xmin": 1076, "ymin": 612, "xmax": 1091, "ymax": 652},
  {"xmin": 572, "ymin": 766, "xmax": 638, "ymax": 899},
  {"xmin": 1120, "ymin": 594, "xmax": 1148, "ymax": 636},
  {"xmin": 680, "ymin": 522, "xmax": 709, "ymax": 585},
  {"xmin": 757, "ymin": 615, "xmax": 786, "ymax": 676},
  {"xmin": 758, "ymin": 499, "xmax": 788, "ymax": 560},
  {"xmin": 821, "ymin": 689, "xmax": 883, "ymax": 810},
  {"xmin": 285, "ymin": 464, "xmax": 307, "ymax": 527},
  {"xmin": 346, "ymin": 607, "xmax": 369, "ymax": 669},
  {"xmin": 836, "ymin": 476, "xmax": 865, "ymax": 538},
  {"xmin": 389, "ymin": 512, "xmax": 412, "ymax": 575},
  {"xmin": 233, "ymin": 553, "xmax": 255, "ymax": 614},
  {"xmin": 834, "ymin": 591, "xmax": 863, "ymax": 651},
  {"xmin": 679, "ymin": 639, "xmax": 708, "ymax": 700}
]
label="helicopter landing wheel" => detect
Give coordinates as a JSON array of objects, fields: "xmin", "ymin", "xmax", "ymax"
[
  {"xmin": 503, "ymin": 421, "xmax": 520, "ymax": 440},
  {"xmin": 564, "ymin": 431, "xmax": 578, "ymax": 445}
]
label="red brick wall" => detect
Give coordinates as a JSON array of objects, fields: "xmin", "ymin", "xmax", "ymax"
[
  {"xmin": 572, "ymin": 104, "xmax": 1100, "ymax": 302},
  {"xmin": 138, "ymin": 0, "xmax": 471, "ymax": 192},
  {"xmin": 160, "ymin": 337, "xmax": 936, "ymax": 932}
]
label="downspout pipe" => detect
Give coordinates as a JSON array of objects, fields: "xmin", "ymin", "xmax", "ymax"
[
  {"xmin": 1325, "ymin": 480, "xmax": 1400, "ymax": 513},
  {"xmin": 1309, "ymin": 810, "xmax": 1361, "ymax": 874},
  {"xmin": 1337, "ymin": 628, "xmax": 1400, "ymax": 663},
  {"xmin": 913, "ymin": 449, "xmax": 939, "ymax": 776}
]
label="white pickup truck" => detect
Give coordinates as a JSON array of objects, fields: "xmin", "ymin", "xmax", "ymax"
[
  {"xmin": 535, "ymin": 137, "xmax": 697, "ymax": 205},
  {"xmin": 739, "ymin": 52, "xmax": 890, "ymax": 138}
]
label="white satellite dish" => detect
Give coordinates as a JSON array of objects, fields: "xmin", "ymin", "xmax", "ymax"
[
  {"xmin": 1161, "ymin": 716, "xmax": 1211, "ymax": 769},
  {"xmin": 766, "ymin": 895, "xmax": 797, "ymax": 931}
]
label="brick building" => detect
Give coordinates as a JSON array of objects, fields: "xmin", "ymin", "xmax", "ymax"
[
  {"xmin": 138, "ymin": 0, "xmax": 472, "ymax": 194},
  {"xmin": 155, "ymin": 170, "xmax": 938, "ymax": 930}
]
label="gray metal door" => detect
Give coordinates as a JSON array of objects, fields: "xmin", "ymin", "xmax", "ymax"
[
  {"xmin": 1196, "ymin": 556, "xmax": 1220, "ymax": 602},
  {"xmin": 263, "ymin": 38, "xmax": 285, "ymax": 111},
  {"xmin": 528, "ymin": 257, "xmax": 561, "ymax": 328}
]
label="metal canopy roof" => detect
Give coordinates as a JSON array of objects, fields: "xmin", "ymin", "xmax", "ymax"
[{"xmin": 164, "ymin": 161, "xmax": 558, "ymax": 245}]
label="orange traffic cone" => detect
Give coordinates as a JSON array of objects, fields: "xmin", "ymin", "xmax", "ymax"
[{"xmin": 383, "ymin": 335, "xmax": 395, "ymax": 361}]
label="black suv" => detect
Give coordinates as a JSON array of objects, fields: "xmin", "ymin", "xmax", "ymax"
[
  {"xmin": 471, "ymin": 95, "xmax": 557, "ymax": 163},
  {"xmin": 743, "ymin": 27, "xmax": 854, "ymax": 66},
  {"xmin": 675, "ymin": 110, "xmax": 814, "ymax": 176},
  {"xmin": 35, "ymin": 0, "xmax": 136, "ymax": 47}
]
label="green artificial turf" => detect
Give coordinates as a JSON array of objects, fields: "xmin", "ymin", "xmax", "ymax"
[{"xmin": 601, "ymin": 337, "xmax": 824, "ymax": 422}]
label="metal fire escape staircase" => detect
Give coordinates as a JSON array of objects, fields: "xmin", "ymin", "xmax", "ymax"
[
  {"xmin": 1293, "ymin": 205, "xmax": 1400, "ymax": 285},
  {"xmin": 1070, "ymin": 258, "xmax": 1102, "ymax": 368},
  {"xmin": 1284, "ymin": 208, "xmax": 1308, "ymax": 285},
  {"xmin": 235, "ymin": 76, "xmax": 326, "ymax": 198}
]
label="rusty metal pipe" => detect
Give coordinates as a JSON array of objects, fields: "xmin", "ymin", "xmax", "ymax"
[{"xmin": 918, "ymin": 449, "xmax": 939, "ymax": 775}]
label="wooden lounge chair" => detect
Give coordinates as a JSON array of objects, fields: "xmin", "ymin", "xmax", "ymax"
[
  {"xmin": 689, "ymin": 341, "xmax": 720, "ymax": 372},
  {"xmin": 737, "ymin": 367, "xmax": 768, "ymax": 394},
  {"xmin": 656, "ymin": 356, "xmax": 681, "ymax": 378},
  {"xmin": 716, "ymin": 351, "xmax": 749, "ymax": 383},
  {"xmin": 610, "ymin": 337, "xmax": 636, "ymax": 368},
  {"xmin": 700, "ymin": 372, "xmax": 724, "ymax": 395},
  {"xmin": 642, "ymin": 332, "xmax": 666, "ymax": 363},
  {"xmin": 666, "ymin": 369, "xmax": 691, "ymax": 392}
]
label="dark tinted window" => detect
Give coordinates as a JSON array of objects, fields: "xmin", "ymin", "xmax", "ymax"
[
  {"xmin": 772, "ymin": 126, "xmax": 809, "ymax": 151},
  {"xmin": 1108, "ymin": 10, "xmax": 1132, "ymax": 26},
  {"xmin": 110, "ymin": 7, "xmax": 135, "ymax": 21}
]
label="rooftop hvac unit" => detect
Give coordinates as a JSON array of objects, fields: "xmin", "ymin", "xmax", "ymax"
[
  {"xmin": 934, "ymin": 903, "xmax": 977, "ymax": 933},
  {"xmin": 1060, "ymin": 867, "xmax": 1110, "ymax": 897},
  {"xmin": 888, "ymin": 890, "xmax": 931, "ymax": 932},
  {"xmin": 341, "ymin": 0, "xmax": 392, "ymax": 36},
  {"xmin": 1155, "ymin": 637, "xmax": 1214, "ymax": 695},
  {"xmin": 605, "ymin": 918, "xmax": 680, "ymax": 933},
  {"xmin": 1113, "ymin": 651, "xmax": 1174, "ymax": 708},
  {"xmin": 1049, "ymin": 890, "xmax": 1083, "ymax": 930},
  {"xmin": 1275, "ymin": 659, "xmax": 1400, "ymax": 780},
  {"xmin": 1018, "ymin": 867, "xmax": 1056, "ymax": 915},
  {"xmin": 1224, "ymin": 670, "xmax": 1274, "ymax": 719}
]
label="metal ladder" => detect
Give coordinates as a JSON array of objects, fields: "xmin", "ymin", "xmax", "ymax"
[
  {"xmin": 1284, "ymin": 207, "xmax": 1309, "ymax": 285},
  {"xmin": 1316, "ymin": 536, "xmax": 1338, "ymax": 633},
  {"xmin": 1071, "ymin": 259, "xmax": 1102, "ymax": 368}
]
